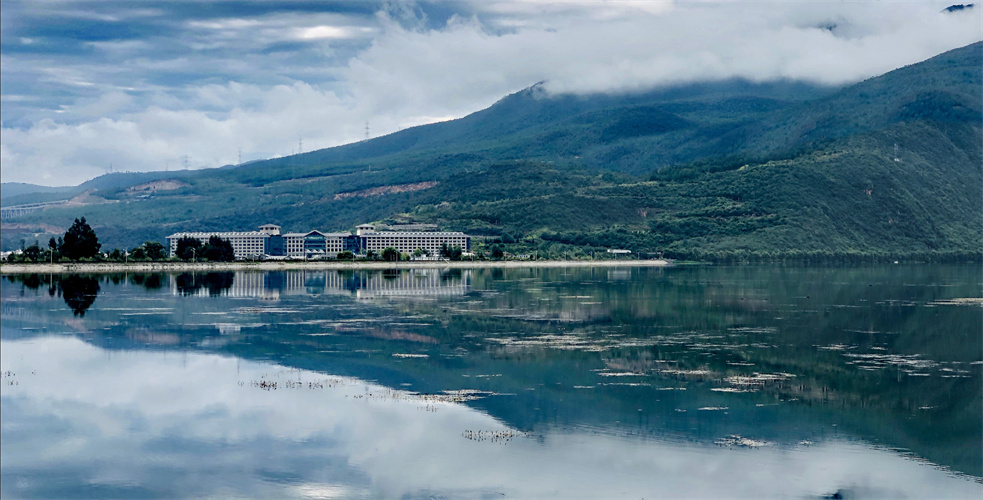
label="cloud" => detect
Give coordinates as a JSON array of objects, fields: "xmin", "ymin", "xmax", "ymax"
[{"xmin": 0, "ymin": 1, "xmax": 980, "ymax": 185}]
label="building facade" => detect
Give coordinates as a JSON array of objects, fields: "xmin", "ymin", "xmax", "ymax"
[
  {"xmin": 280, "ymin": 231, "xmax": 349, "ymax": 259},
  {"xmin": 354, "ymin": 224, "xmax": 469, "ymax": 255},
  {"xmin": 166, "ymin": 231, "xmax": 269, "ymax": 260}
]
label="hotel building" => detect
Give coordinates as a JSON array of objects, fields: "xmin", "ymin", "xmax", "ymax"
[
  {"xmin": 354, "ymin": 224, "xmax": 470, "ymax": 256},
  {"xmin": 166, "ymin": 223, "xmax": 469, "ymax": 260},
  {"xmin": 165, "ymin": 230, "xmax": 269, "ymax": 260}
]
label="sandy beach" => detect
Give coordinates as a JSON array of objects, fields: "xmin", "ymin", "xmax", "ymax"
[{"xmin": 0, "ymin": 259, "xmax": 671, "ymax": 275}]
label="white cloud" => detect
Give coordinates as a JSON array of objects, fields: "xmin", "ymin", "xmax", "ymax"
[
  {"xmin": 295, "ymin": 25, "xmax": 376, "ymax": 40},
  {"xmin": 1, "ymin": 1, "xmax": 980, "ymax": 185}
]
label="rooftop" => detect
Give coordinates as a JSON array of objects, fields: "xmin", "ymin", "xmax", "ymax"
[
  {"xmin": 362, "ymin": 231, "xmax": 468, "ymax": 237},
  {"xmin": 167, "ymin": 231, "xmax": 269, "ymax": 238}
]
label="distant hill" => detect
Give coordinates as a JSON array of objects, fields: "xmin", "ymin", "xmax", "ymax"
[
  {"xmin": 0, "ymin": 183, "xmax": 76, "ymax": 206},
  {"xmin": 2, "ymin": 42, "xmax": 980, "ymax": 261},
  {"xmin": 1, "ymin": 171, "xmax": 198, "ymax": 208}
]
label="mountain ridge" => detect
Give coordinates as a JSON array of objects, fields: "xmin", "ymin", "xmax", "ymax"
[{"xmin": 2, "ymin": 42, "xmax": 980, "ymax": 260}]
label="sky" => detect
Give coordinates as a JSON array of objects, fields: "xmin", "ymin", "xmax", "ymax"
[{"xmin": 0, "ymin": 1, "xmax": 980, "ymax": 187}]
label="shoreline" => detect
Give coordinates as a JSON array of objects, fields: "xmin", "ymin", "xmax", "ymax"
[{"xmin": 0, "ymin": 259, "xmax": 671, "ymax": 275}]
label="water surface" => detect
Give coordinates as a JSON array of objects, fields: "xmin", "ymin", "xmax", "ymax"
[{"xmin": 2, "ymin": 265, "xmax": 981, "ymax": 498}]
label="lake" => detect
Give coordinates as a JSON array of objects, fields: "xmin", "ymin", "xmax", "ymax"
[{"xmin": 1, "ymin": 265, "xmax": 981, "ymax": 499}]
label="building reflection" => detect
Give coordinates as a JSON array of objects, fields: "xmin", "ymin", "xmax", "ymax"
[{"xmin": 168, "ymin": 269, "xmax": 471, "ymax": 299}]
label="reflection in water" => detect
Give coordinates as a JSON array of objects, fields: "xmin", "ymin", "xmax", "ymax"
[
  {"xmin": 57, "ymin": 275, "xmax": 100, "ymax": 317},
  {"xmin": 6, "ymin": 269, "xmax": 471, "ymax": 306},
  {"xmin": 1, "ymin": 265, "xmax": 981, "ymax": 498},
  {"xmin": 1, "ymin": 336, "xmax": 980, "ymax": 499},
  {"xmin": 166, "ymin": 269, "xmax": 471, "ymax": 299},
  {"xmin": 174, "ymin": 272, "xmax": 235, "ymax": 296},
  {"xmin": 5, "ymin": 274, "xmax": 102, "ymax": 317},
  {"xmin": 130, "ymin": 273, "xmax": 163, "ymax": 289}
]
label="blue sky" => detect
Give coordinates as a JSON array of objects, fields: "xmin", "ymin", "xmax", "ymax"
[{"xmin": 1, "ymin": 1, "xmax": 980, "ymax": 186}]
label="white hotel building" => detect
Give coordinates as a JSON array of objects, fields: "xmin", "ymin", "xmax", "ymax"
[
  {"xmin": 354, "ymin": 224, "xmax": 470, "ymax": 256},
  {"xmin": 166, "ymin": 223, "xmax": 469, "ymax": 260},
  {"xmin": 165, "ymin": 230, "xmax": 269, "ymax": 260}
]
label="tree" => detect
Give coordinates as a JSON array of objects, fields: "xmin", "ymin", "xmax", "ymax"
[
  {"xmin": 129, "ymin": 246, "xmax": 146, "ymax": 260},
  {"xmin": 412, "ymin": 248, "xmax": 427, "ymax": 258},
  {"xmin": 47, "ymin": 237, "xmax": 60, "ymax": 262},
  {"xmin": 23, "ymin": 241, "xmax": 41, "ymax": 262},
  {"xmin": 143, "ymin": 241, "xmax": 166, "ymax": 261},
  {"xmin": 203, "ymin": 236, "xmax": 235, "ymax": 261},
  {"xmin": 61, "ymin": 217, "xmax": 101, "ymax": 260},
  {"xmin": 176, "ymin": 237, "xmax": 203, "ymax": 261},
  {"xmin": 336, "ymin": 250, "xmax": 354, "ymax": 260},
  {"xmin": 491, "ymin": 245, "xmax": 505, "ymax": 259},
  {"xmin": 440, "ymin": 243, "xmax": 463, "ymax": 261},
  {"xmin": 382, "ymin": 247, "xmax": 400, "ymax": 262}
]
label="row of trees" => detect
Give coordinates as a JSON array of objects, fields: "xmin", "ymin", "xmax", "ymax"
[
  {"xmin": 6, "ymin": 218, "xmax": 476, "ymax": 264},
  {"xmin": 174, "ymin": 236, "xmax": 235, "ymax": 262},
  {"xmin": 10, "ymin": 217, "xmax": 103, "ymax": 263},
  {"xmin": 6, "ymin": 218, "xmax": 237, "ymax": 264}
]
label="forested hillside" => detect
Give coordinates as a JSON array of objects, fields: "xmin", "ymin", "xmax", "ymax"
[{"xmin": 3, "ymin": 42, "xmax": 980, "ymax": 261}]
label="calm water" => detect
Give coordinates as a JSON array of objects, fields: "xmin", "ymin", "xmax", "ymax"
[{"xmin": 1, "ymin": 265, "xmax": 981, "ymax": 499}]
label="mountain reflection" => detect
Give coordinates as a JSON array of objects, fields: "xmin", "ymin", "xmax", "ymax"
[
  {"xmin": 6, "ymin": 336, "xmax": 978, "ymax": 499},
  {"xmin": 2, "ymin": 265, "xmax": 980, "ymax": 481}
]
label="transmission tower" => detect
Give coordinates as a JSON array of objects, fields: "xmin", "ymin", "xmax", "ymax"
[{"xmin": 365, "ymin": 122, "xmax": 370, "ymax": 140}]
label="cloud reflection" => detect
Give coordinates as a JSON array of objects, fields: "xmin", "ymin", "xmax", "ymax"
[{"xmin": 2, "ymin": 336, "xmax": 979, "ymax": 499}]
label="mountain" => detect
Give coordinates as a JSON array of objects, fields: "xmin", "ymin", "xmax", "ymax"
[
  {"xmin": 0, "ymin": 183, "xmax": 76, "ymax": 206},
  {"xmin": 1, "ymin": 171, "xmax": 199, "ymax": 208},
  {"xmin": 2, "ymin": 42, "xmax": 980, "ymax": 261}
]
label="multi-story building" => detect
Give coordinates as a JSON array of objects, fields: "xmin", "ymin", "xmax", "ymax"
[
  {"xmin": 166, "ymin": 230, "xmax": 269, "ymax": 260},
  {"xmin": 354, "ymin": 224, "xmax": 469, "ymax": 256},
  {"xmin": 167, "ymin": 223, "xmax": 470, "ymax": 260},
  {"xmin": 280, "ymin": 231, "xmax": 349, "ymax": 259}
]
